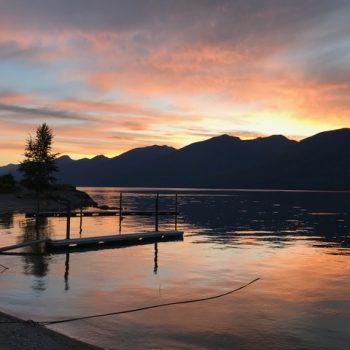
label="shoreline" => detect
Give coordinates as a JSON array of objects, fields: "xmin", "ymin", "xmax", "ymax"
[
  {"xmin": 0, "ymin": 187, "xmax": 96, "ymax": 214},
  {"xmin": 0, "ymin": 186, "xmax": 103, "ymax": 349},
  {"xmin": 0, "ymin": 310, "xmax": 103, "ymax": 350}
]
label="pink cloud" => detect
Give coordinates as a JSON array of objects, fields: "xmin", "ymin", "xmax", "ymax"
[{"xmin": 1, "ymin": 1, "xmax": 350, "ymax": 164}]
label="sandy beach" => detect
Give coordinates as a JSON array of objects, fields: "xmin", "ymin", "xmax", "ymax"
[{"xmin": 0, "ymin": 311, "xmax": 102, "ymax": 350}]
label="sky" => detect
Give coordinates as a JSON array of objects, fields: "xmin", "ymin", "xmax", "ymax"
[{"xmin": 0, "ymin": 0, "xmax": 350, "ymax": 165}]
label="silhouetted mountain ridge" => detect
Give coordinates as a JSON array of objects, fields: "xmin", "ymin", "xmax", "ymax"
[{"xmin": 1, "ymin": 128, "xmax": 350, "ymax": 190}]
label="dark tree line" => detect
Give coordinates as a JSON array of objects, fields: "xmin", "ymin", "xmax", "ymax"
[{"xmin": 0, "ymin": 173, "xmax": 16, "ymax": 193}]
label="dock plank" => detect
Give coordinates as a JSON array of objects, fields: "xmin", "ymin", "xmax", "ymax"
[
  {"xmin": 1, "ymin": 232, "xmax": 183, "ymax": 253},
  {"xmin": 47, "ymin": 231, "xmax": 183, "ymax": 250}
]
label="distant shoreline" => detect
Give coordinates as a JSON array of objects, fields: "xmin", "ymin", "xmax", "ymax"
[{"xmin": 78, "ymin": 186, "xmax": 350, "ymax": 194}]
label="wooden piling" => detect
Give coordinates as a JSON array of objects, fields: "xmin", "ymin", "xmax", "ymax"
[
  {"xmin": 66, "ymin": 200, "xmax": 71, "ymax": 240},
  {"xmin": 119, "ymin": 192, "xmax": 123, "ymax": 234},
  {"xmin": 175, "ymin": 193, "xmax": 178, "ymax": 230},
  {"xmin": 79, "ymin": 205, "xmax": 83, "ymax": 236}
]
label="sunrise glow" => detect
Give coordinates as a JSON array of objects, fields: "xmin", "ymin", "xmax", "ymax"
[{"xmin": 1, "ymin": 1, "xmax": 350, "ymax": 165}]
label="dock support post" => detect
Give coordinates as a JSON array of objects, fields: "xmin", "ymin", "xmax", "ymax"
[
  {"xmin": 119, "ymin": 192, "xmax": 123, "ymax": 234},
  {"xmin": 79, "ymin": 203, "xmax": 83, "ymax": 236},
  {"xmin": 155, "ymin": 193, "xmax": 159, "ymax": 232},
  {"xmin": 66, "ymin": 200, "xmax": 71, "ymax": 240},
  {"xmin": 175, "ymin": 193, "xmax": 178, "ymax": 231}
]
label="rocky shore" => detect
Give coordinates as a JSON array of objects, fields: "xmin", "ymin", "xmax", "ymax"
[{"xmin": 0, "ymin": 185, "xmax": 97, "ymax": 213}]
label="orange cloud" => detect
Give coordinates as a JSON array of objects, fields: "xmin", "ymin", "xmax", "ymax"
[{"xmin": 1, "ymin": 1, "xmax": 350, "ymax": 164}]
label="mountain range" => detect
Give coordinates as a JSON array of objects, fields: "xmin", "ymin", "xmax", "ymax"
[{"xmin": 1, "ymin": 128, "xmax": 350, "ymax": 190}]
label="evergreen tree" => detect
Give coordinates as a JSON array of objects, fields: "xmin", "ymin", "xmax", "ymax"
[
  {"xmin": 19, "ymin": 123, "xmax": 59, "ymax": 195},
  {"xmin": 0, "ymin": 173, "xmax": 16, "ymax": 193}
]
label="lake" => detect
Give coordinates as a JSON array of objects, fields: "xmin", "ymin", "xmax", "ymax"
[{"xmin": 1, "ymin": 187, "xmax": 350, "ymax": 349}]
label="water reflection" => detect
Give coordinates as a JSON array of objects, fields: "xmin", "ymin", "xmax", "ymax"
[
  {"xmin": 1, "ymin": 189, "xmax": 350, "ymax": 349},
  {"xmin": 0, "ymin": 212, "xmax": 13, "ymax": 229},
  {"xmin": 59, "ymin": 242, "xmax": 160, "ymax": 292},
  {"xmin": 154, "ymin": 242, "xmax": 158, "ymax": 274},
  {"xmin": 19, "ymin": 217, "xmax": 51, "ymax": 292},
  {"xmin": 177, "ymin": 191, "xmax": 350, "ymax": 251},
  {"xmin": 64, "ymin": 252, "xmax": 70, "ymax": 291},
  {"xmin": 94, "ymin": 189, "xmax": 350, "ymax": 251},
  {"xmin": 2, "ymin": 190, "xmax": 350, "ymax": 289}
]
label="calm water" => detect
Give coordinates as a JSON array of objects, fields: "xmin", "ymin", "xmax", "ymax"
[{"xmin": 1, "ymin": 187, "xmax": 350, "ymax": 349}]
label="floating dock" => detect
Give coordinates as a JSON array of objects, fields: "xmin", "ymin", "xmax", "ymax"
[
  {"xmin": 47, "ymin": 231, "xmax": 183, "ymax": 251},
  {"xmin": 0, "ymin": 231, "xmax": 184, "ymax": 253}
]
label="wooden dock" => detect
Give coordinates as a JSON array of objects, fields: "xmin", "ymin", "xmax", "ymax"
[
  {"xmin": 47, "ymin": 231, "xmax": 183, "ymax": 251},
  {"xmin": 25, "ymin": 210, "xmax": 178, "ymax": 218},
  {"xmin": 4, "ymin": 192, "xmax": 183, "ymax": 253},
  {"xmin": 0, "ymin": 231, "xmax": 184, "ymax": 253}
]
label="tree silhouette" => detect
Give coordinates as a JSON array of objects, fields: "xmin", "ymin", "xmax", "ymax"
[
  {"xmin": 0, "ymin": 173, "xmax": 16, "ymax": 193},
  {"xmin": 19, "ymin": 123, "xmax": 58, "ymax": 196}
]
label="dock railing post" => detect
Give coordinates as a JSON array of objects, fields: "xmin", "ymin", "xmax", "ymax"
[
  {"xmin": 119, "ymin": 192, "xmax": 123, "ymax": 234},
  {"xmin": 175, "ymin": 193, "xmax": 178, "ymax": 231},
  {"xmin": 79, "ymin": 201, "xmax": 83, "ymax": 236},
  {"xmin": 66, "ymin": 200, "xmax": 71, "ymax": 240},
  {"xmin": 155, "ymin": 193, "xmax": 159, "ymax": 232}
]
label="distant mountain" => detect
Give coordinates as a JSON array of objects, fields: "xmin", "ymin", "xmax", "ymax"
[
  {"xmin": 1, "ymin": 129, "xmax": 350, "ymax": 190},
  {"xmin": 49, "ymin": 145, "xmax": 175, "ymax": 186}
]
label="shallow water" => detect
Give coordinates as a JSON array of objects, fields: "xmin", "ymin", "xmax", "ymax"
[{"xmin": 1, "ymin": 188, "xmax": 350, "ymax": 349}]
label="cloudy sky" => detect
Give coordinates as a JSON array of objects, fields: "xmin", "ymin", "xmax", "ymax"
[{"xmin": 0, "ymin": 0, "xmax": 350, "ymax": 164}]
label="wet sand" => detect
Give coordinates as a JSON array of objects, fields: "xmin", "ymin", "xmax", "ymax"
[{"xmin": 0, "ymin": 311, "xmax": 102, "ymax": 350}]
